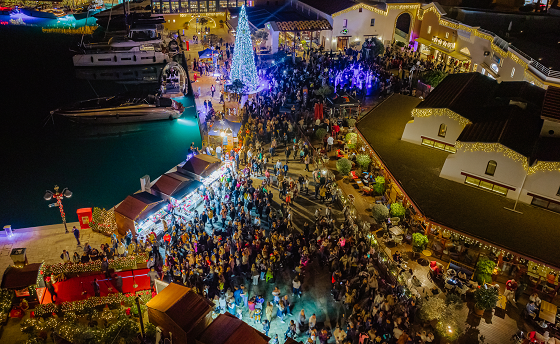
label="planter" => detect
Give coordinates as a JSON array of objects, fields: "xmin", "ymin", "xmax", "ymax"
[{"xmin": 474, "ymin": 304, "xmax": 485, "ymax": 317}]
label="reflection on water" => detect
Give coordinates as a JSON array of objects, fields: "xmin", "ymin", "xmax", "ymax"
[{"xmin": 0, "ymin": 27, "xmax": 201, "ymax": 229}]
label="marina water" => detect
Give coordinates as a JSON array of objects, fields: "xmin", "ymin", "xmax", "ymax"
[{"xmin": 0, "ymin": 26, "xmax": 201, "ymax": 229}]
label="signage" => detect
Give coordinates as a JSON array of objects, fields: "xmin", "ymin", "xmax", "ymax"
[
  {"xmin": 432, "ymin": 36, "xmax": 455, "ymax": 50},
  {"xmin": 340, "ymin": 29, "xmax": 348, "ymax": 35}
]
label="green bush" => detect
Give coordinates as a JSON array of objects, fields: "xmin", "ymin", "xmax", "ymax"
[
  {"xmin": 474, "ymin": 257, "xmax": 496, "ymax": 285},
  {"xmin": 420, "ymin": 70, "xmax": 448, "ymax": 88},
  {"xmin": 390, "ymin": 203, "xmax": 406, "ymax": 218},
  {"xmin": 372, "ymin": 204, "xmax": 389, "ymax": 222},
  {"xmin": 412, "ymin": 233, "xmax": 429, "ymax": 252},
  {"xmin": 315, "ymin": 128, "xmax": 327, "ymax": 140},
  {"xmin": 396, "ymin": 41, "xmax": 406, "ymax": 48},
  {"xmin": 336, "ymin": 158, "xmax": 352, "ymax": 176},
  {"xmin": 373, "ymin": 176, "xmax": 385, "ymax": 195},
  {"xmin": 474, "ymin": 285, "xmax": 499, "ymax": 310},
  {"xmin": 347, "ymin": 118, "xmax": 356, "ymax": 127},
  {"xmin": 345, "ymin": 133, "xmax": 358, "ymax": 149},
  {"xmin": 356, "ymin": 154, "xmax": 371, "ymax": 170}
]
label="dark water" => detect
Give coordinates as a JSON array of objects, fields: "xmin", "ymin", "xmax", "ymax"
[{"xmin": 0, "ymin": 27, "xmax": 201, "ymax": 229}]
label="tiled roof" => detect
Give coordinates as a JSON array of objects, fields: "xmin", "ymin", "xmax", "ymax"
[
  {"xmin": 275, "ymin": 19, "xmax": 332, "ymax": 32},
  {"xmin": 299, "ymin": 0, "xmax": 356, "ymax": 15}
]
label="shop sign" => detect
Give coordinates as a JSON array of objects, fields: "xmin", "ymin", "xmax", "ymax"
[
  {"xmin": 340, "ymin": 29, "xmax": 348, "ymax": 35},
  {"xmin": 432, "ymin": 36, "xmax": 455, "ymax": 50}
]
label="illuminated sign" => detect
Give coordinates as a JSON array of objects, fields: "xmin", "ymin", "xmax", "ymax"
[
  {"xmin": 340, "ymin": 29, "xmax": 348, "ymax": 34},
  {"xmin": 432, "ymin": 36, "xmax": 455, "ymax": 50}
]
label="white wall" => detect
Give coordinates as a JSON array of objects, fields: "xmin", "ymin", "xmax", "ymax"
[
  {"xmin": 440, "ymin": 150, "xmax": 527, "ymax": 199},
  {"xmin": 401, "ymin": 114, "xmax": 465, "ymax": 145},
  {"xmin": 319, "ymin": 7, "xmax": 412, "ymax": 50},
  {"xmin": 520, "ymin": 171, "xmax": 560, "ymax": 204}
]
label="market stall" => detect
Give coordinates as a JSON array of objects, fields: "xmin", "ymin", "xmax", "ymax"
[
  {"xmin": 326, "ymin": 93, "xmax": 361, "ymax": 117},
  {"xmin": 177, "ymin": 155, "xmax": 223, "ymax": 182},
  {"xmin": 0, "ymin": 263, "xmax": 41, "ymax": 319},
  {"xmin": 147, "ymin": 284, "xmax": 214, "ymax": 344},
  {"xmin": 196, "ymin": 312, "xmax": 270, "ymax": 344},
  {"xmin": 207, "ymin": 119, "xmax": 241, "ymax": 150},
  {"xmin": 114, "ymin": 191, "xmax": 166, "ymax": 237}
]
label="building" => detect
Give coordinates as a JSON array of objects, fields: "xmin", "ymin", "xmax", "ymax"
[{"xmin": 357, "ymin": 93, "xmax": 560, "ymax": 273}]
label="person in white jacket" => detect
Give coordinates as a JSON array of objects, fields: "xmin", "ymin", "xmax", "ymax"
[{"xmin": 333, "ymin": 325, "xmax": 347, "ymax": 344}]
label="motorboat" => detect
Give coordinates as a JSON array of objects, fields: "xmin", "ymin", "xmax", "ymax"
[
  {"xmin": 72, "ymin": 24, "xmax": 169, "ymax": 67},
  {"xmin": 18, "ymin": 6, "xmax": 68, "ymax": 19},
  {"xmin": 51, "ymin": 93, "xmax": 184, "ymax": 124},
  {"xmin": 74, "ymin": 64, "xmax": 165, "ymax": 84}
]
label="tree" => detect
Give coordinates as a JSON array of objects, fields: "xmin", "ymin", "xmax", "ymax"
[
  {"xmin": 91, "ymin": 207, "xmax": 117, "ymax": 236},
  {"xmin": 314, "ymin": 85, "xmax": 333, "ymax": 99},
  {"xmin": 412, "ymin": 233, "xmax": 429, "ymax": 252},
  {"xmin": 252, "ymin": 29, "xmax": 269, "ymax": 44},
  {"xmin": 230, "ymin": 5, "xmax": 259, "ymax": 93},
  {"xmin": 420, "ymin": 70, "xmax": 448, "ymax": 88},
  {"xmin": 315, "ymin": 128, "xmax": 327, "ymax": 140},
  {"xmin": 372, "ymin": 204, "xmax": 389, "ymax": 222},
  {"xmin": 229, "ymin": 79, "xmax": 245, "ymax": 95},
  {"xmin": 356, "ymin": 154, "xmax": 371, "ymax": 170},
  {"xmin": 346, "ymin": 133, "xmax": 358, "ymax": 149},
  {"xmin": 390, "ymin": 202, "xmax": 406, "ymax": 218},
  {"xmin": 474, "ymin": 257, "xmax": 497, "ymax": 285},
  {"xmin": 199, "ymin": 17, "xmax": 208, "ymax": 27},
  {"xmin": 373, "ymin": 176, "xmax": 385, "ymax": 195},
  {"xmin": 336, "ymin": 158, "xmax": 352, "ymax": 176}
]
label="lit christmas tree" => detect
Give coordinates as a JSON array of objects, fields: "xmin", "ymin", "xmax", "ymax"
[{"xmin": 229, "ymin": 5, "xmax": 259, "ymax": 93}]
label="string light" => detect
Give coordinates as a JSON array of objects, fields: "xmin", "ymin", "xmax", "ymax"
[
  {"xmin": 91, "ymin": 208, "xmax": 118, "ymax": 235},
  {"xmin": 332, "ymin": 3, "xmax": 420, "ymax": 17},
  {"xmin": 412, "ymin": 108, "xmax": 471, "ymax": 127},
  {"xmin": 455, "ymin": 142, "xmax": 528, "ymax": 168},
  {"xmin": 229, "ymin": 5, "xmax": 259, "ymax": 93},
  {"xmin": 40, "ymin": 253, "xmax": 148, "ymax": 276}
]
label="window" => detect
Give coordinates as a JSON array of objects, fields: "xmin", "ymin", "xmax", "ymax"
[
  {"xmin": 485, "ymin": 160, "xmax": 497, "ymax": 176},
  {"xmin": 491, "ymin": 63, "xmax": 499, "ymax": 73},
  {"xmin": 359, "ymin": 7, "xmax": 362, "ymax": 12},
  {"xmin": 438, "ymin": 123, "xmax": 447, "ymax": 138},
  {"xmin": 343, "ymin": 19, "xmax": 348, "ymax": 28},
  {"xmin": 370, "ymin": 19, "xmax": 375, "ymax": 26},
  {"xmin": 464, "ymin": 175, "xmax": 509, "ymax": 196},
  {"xmin": 511, "ymin": 67, "xmax": 515, "ymax": 78},
  {"xmin": 531, "ymin": 195, "xmax": 560, "ymax": 214},
  {"xmin": 557, "ymin": 186, "xmax": 560, "ymax": 196},
  {"xmin": 421, "ymin": 137, "xmax": 456, "ymax": 153},
  {"xmin": 481, "ymin": 68, "xmax": 486, "ymax": 75},
  {"xmin": 445, "ymin": 32, "xmax": 449, "ymax": 38},
  {"xmin": 427, "ymin": 26, "xmax": 431, "ymax": 34}
]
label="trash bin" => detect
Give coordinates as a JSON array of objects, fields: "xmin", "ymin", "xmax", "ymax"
[
  {"xmin": 10, "ymin": 248, "xmax": 27, "ymax": 267},
  {"xmin": 77, "ymin": 208, "xmax": 93, "ymax": 230},
  {"xmin": 3, "ymin": 225, "xmax": 13, "ymax": 238}
]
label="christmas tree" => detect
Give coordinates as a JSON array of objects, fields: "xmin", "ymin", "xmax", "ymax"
[{"xmin": 229, "ymin": 5, "xmax": 259, "ymax": 93}]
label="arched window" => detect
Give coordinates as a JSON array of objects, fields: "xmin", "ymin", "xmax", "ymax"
[
  {"xmin": 438, "ymin": 123, "xmax": 447, "ymax": 137},
  {"xmin": 485, "ymin": 160, "xmax": 497, "ymax": 176}
]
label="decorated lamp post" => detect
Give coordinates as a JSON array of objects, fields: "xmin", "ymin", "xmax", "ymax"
[{"xmin": 44, "ymin": 185, "xmax": 72, "ymax": 233}]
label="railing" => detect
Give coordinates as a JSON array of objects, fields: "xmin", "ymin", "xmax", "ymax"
[
  {"xmin": 508, "ymin": 44, "xmax": 532, "ymax": 62},
  {"xmin": 530, "ymin": 60, "xmax": 560, "ymax": 79},
  {"xmin": 394, "ymin": 28, "xmax": 407, "ymax": 39},
  {"xmin": 493, "ymin": 36, "xmax": 509, "ymax": 53},
  {"xmin": 478, "ymin": 28, "xmax": 496, "ymax": 37}
]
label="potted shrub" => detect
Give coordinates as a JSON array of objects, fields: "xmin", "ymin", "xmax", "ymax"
[
  {"xmin": 336, "ymin": 158, "xmax": 352, "ymax": 181},
  {"xmin": 474, "ymin": 257, "xmax": 496, "ymax": 285},
  {"xmin": 373, "ymin": 176, "xmax": 385, "ymax": 196},
  {"xmin": 315, "ymin": 128, "xmax": 327, "ymax": 141},
  {"xmin": 473, "ymin": 285, "xmax": 499, "ymax": 316},
  {"xmin": 390, "ymin": 203, "xmax": 406, "ymax": 219},
  {"xmin": 372, "ymin": 204, "xmax": 389, "ymax": 223},
  {"xmin": 356, "ymin": 154, "xmax": 371, "ymax": 171},
  {"xmin": 412, "ymin": 233, "xmax": 429, "ymax": 257},
  {"xmin": 346, "ymin": 132, "xmax": 358, "ymax": 149}
]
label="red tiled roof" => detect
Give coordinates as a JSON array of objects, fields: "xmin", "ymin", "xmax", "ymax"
[{"xmin": 275, "ymin": 19, "xmax": 332, "ymax": 32}]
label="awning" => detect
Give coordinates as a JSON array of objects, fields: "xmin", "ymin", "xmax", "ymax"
[
  {"xmin": 415, "ymin": 38, "xmax": 469, "ymax": 61},
  {"xmin": 446, "ymin": 50, "xmax": 470, "ymax": 61},
  {"xmin": 1, "ymin": 263, "xmax": 42, "ymax": 289},
  {"xmin": 415, "ymin": 37, "xmax": 433, "ymax": 48},
  {"xmin": 177, "ymin": 155, "xmax": 222, "ymax": 180}
]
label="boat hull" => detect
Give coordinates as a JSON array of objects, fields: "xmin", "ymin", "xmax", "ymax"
[
  {"xmin": 53, "ymin": 105, "xmax": 182, "ymax": 124},
  {"xmin": 73, "ymin": 51, "xmax": 168, "ymax": 67},
  {"xmin": 20, "ymin": 8, "xmax": 57, "ymax": 19}
]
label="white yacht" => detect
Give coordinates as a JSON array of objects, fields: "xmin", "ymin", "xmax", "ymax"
[{"xmin": 72, "ymin": 25, "xmax": 169, "ymax": 67}]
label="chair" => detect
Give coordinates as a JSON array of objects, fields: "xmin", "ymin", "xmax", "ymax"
[
  {"xmin": 444, "ymin": 280, "xmax": 455, "ymax": 293},
  {"xmin": 389, "ymin": 217, "xmax": 400, "ymax": 226},
  {"xmin": 394, "ymin": 235, "xmax": 403, "ymax": 246}
]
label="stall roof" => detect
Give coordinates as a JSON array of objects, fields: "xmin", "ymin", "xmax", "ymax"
[
  {"xmin": 146, "ymin": 284, "xmax": 214, "ymax": 335},
  {"xmin": 115, "ymin": 191, "xmax": 165, "ymax": 221},
  {"xmin": 209, "ymin": 119, "xmax": 242, "ymax": 138},
  {"xmin": 197, "ymin": 313, "xmax": 270, "ymax": 344},
  {"xmin": 1, "ymin": 263, "xmax": 41, "ymax": 289},
  {"xmin": 198, "ymin": 48, "xmax": 217, "ymax": 60},
  {"xmin": 178, "ymin": 155, "xmax": 222, "ymax": 179}
]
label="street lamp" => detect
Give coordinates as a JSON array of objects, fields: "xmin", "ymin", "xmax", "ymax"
[{"xmin": 44, "ymin": 185, "xmax": 72, "ymax": 233}]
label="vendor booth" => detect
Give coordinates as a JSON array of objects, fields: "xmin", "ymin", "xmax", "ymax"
[
  {"xmin": 196, "ymin": 312, "xmax": 270, "ymax": 344},
  {"xmin": 207, "ymin": 119, "xmax": 241, "ymax": 150},
  {"xmin": 114, "ymin": 191, "xmax": 166, "ymax": 237},
  {"xmin": 147, "ymin": 284, "xmax": 214, "ymax": 344},
  {"xmin": 151, "ymin": 172, "xmax": 203, "ymax": 202},
  {"xmin": 327, "ymin": 93, "xmax": 360, "ymax": 116},
  {"xmin": 1, "ymin": 263, "xmax": 42, "ymax": 316},
  {"xmin": 177, "ymin": 155, "xmax": 223, "ymax": 182}
]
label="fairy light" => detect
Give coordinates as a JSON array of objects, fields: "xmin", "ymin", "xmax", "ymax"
[
  {"xmin": 41, "ymin": 253, "xmax": 148, "ymax": 276},
  {"xmin": 412, "ymin": 108, "xmax": 471, "ymax": 127},
  {"xmin": 455, "ymin": 142, "xmax": 528, "ymax": 168},
  {"xmin": 91, "ymin": 207, "xmax": 118, "ymax": 235},
  {"xmin": 332, "ymin": 3, "xmax": 420, "ymax": 17}
]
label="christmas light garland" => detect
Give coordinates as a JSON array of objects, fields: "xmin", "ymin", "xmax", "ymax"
[
  {"xmin": 40, "ymin": 253, "xmax": 148, "ymax": 276},
  {"xmin": 91, "ymin": 207, "xmax": 118, "ymax": 236},
  {"xmin": 412, "ymin": 108, "xmax": 471, "ymax": 127}
]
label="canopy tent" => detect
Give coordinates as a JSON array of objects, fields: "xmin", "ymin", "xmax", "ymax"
[
  {"xmin": 114, "ymin": 191, "xmax": 166, "ymax": 236},
  {"xmin": 196, "ymin": 313, "xmax": 270, "ymax": 344},
  {"xmin": 177, "ymin": 155, "xmax": 222, "ymax": 181},
  {"xmin": 208, "ymin": 119, "xmax": 242, "ymax": 138},
  {"xmin": 314, "ymin": 102, "xmax": 324, "ymax": 120},
  {"xmin": 151, "ymin": 173, "xmax": 203, "ymax": 201},
  {"xmin": 147, "ymin": 284, "xmax": 214, "ymax": 344},
  {"xmin": 327, "ymin": 93, "xmax": 360, "ymax": 108},
  {"xmin": 198, "ymin": 48, "xmax": 217, "ymax": 60}
]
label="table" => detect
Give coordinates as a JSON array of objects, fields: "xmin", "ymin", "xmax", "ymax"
[
  {"xmin": 540, "ymin": 300, "xmax": 558, "ymax": 323},
  {"xmin": 389, "ymin": 226, "xmax": 404, "ymax": 236},
  {"xmin": 422, "ymin": 249, "xmax": 432, "ymax": 257}
]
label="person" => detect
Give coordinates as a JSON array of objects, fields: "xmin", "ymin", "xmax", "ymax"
[
  {"xmin": 526, "ymin": 300, "xmax": 538, "ymax": 318},
  {"xmin": 285, "ymin": 319, "xmax": 297, "ymax": 340},
  {"xmin": 101, "ymin": 256, "xmax": 110, "ymax": 278},
  {"xmin": 504, "ymin": 278, "xmax": 518, "ymax": 305},
  {"xmin": 112, "ymin": 273, "xmax": 123, "ymax": 293},
  {"xmin": 60, "ymin": 250, "xmax": 70, "ymax": 262},
  {"xmin": 81, "ymin": 251, "xmax": 90, "ymax": 263},
  {"xmin": 72, "ymin": 252, "xmax": 81, "ymax": 263},
  {"xmin": 327, "ymin": 134, "xmax": 334, "ymax": 152},
  {"xmin": 283, "ymin": 295, "xmax": 293, "ymax": 316},
  {"xmin": 211, "ymin": 84, "xmax": 216, "ymax": 98},
  {"xmin": 262, "ymin": 319, "xmax": 271, "ymax": 336},
  {"xmin": 333, "ymin": 325, "xmax": 346, "ymax": 344},
  {"xmin": 293, "ymin": 276, "xmax": 302, "ymax": 297},
  {"xmin": 92, "ymin": 278, "xmax": 100, "ymax": 297},
  {"xmin": 297, "ymin": 309, "xmax": 307, "ymax": 334},
  {"xmin": 148, "ymin": 267, "xmax": 159, "ymax": 290},
  {"xmin": 270, "ymin": 334, "xmax": 279, "ymax": 344},
  {"xmin": 72, "ymin": 226, "xmax": 81, "ymax": 246},
  {"xmin": 45, "ymin": 276, "xmax": 57, "ymax": 303},
  {"xmin": 530, "ymin": 292, "xmax": 542, "ymax": 307}
]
